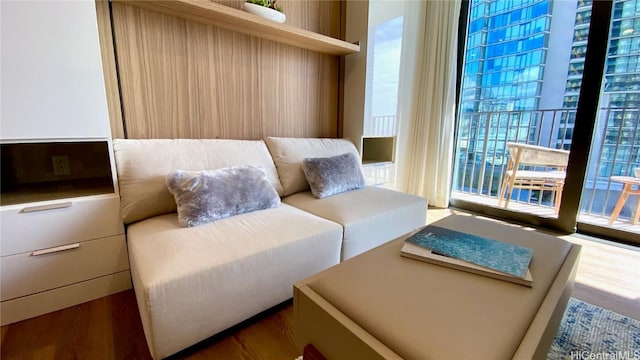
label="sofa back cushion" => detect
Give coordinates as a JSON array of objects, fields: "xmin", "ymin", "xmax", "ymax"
[
  {"xmin": 113, "ymin": 139, "xmax": 283, "ymax": 224},
  {"xmin": 264, "ymin": 137, "xmax": 361, "ymax": 196}
]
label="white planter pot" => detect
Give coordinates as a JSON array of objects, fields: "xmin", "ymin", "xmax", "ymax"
[{"xmin": 242, "ymin": 2, "xmax": 286, "ymax": 23}]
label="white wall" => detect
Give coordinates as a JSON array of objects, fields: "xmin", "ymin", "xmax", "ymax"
[
  {"xmin": 343, "ymin": 0, "xmax": 371, "ymax": 151},
  {"xmin": 1, "ymin": 0, "xmax": 110, "ymax": 140}
]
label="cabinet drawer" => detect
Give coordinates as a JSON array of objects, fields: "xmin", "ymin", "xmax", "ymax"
[
  {"xmin": 1, "ymin": 234, "xmax": 129, "ymax": 301},
  {"xmin": 1, "ymin": 270, "xmax": 132, "ymax": 326},
  {"xmin": 0, "ymin": 194, "xmax": 124, "ymax": 256}
]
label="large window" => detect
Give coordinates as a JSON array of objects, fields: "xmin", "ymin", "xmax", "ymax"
[{"xmin": 451, "ymin": 0, "xmax": 640, "ymax": 243}]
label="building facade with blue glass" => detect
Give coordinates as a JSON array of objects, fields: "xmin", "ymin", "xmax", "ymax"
[
  {"xmin": 457, "ymin": 0, "xmax": 561, "ymax": 171},
  {"xmin": 457, "ymin": 0, "xmax": 640, "ymax": 188},
  {"xmin": 561, "ymin": 0, "xmax": 640, "ymax": 180},
  {"xmin": 461, "ymin": 0, "xmax": 551, "ymax": 113},
  {"xmin": 598, "ymin": 0, "xmax": 640, "ymax": 178}
]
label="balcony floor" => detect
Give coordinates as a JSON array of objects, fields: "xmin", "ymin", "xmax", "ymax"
[{"xmin": 451, "ymin": 191, "xmax": 640, "ymax": 235}]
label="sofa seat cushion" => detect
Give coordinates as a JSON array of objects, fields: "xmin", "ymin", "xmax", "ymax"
[
  {"xmin": 126, "ymin": 204, "xmax": 342, "ymax": 359},
  {"xmin": 283, "ymin": 186, "xmax": 427, "ymax": 260}
]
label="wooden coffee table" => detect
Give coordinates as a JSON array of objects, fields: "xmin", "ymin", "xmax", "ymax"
[{"xmin": 294, "ymin": 215, "xmax": 581, "ymax": 360}]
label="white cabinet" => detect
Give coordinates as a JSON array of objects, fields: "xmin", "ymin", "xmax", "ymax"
[
  {"xmin": 0, "ymin": 139, "xmax": 130, "ymax": 326},
  {"xmin": 1, "ymin": 234, "xmax": 129, "ymax": 302},
  {"xmin": 1, "ymin": 195, "xmax": 124, "ymax": 256},
  {"xmin": 0, "ymin": 1, "xmax": 110, "ymax": 140},
  {"xmin": 0, "ymin": 0, "xmax": 130, "ymax": 322},
  {"xmin": 0, "ymin": 194, "xmax": 131, "ymax": 326}
]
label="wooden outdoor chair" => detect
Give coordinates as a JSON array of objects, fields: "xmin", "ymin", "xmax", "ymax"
[{"xmin": 498, "ymin": 142, "xmax": 570, "ymax": 214}]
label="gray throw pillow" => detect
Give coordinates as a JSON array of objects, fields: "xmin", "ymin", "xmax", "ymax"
[
  {"xmin": 166, "ymin": 165, "xmax": 281, "ymax": 227},
  {"xmin": 302, "ymin": 152, "xmax": 366, "ymax": 199}
]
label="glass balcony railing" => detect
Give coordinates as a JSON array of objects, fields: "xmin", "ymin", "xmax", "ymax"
[{"xmin": 452, "ymin": 107, "xmax": 640, "ymax": 233}]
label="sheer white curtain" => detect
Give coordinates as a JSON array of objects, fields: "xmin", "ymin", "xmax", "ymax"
[{"xmin": 397, "ymin": 0, "xmax": 461, "ymax": 208}]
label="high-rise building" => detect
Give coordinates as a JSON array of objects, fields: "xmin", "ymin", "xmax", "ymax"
[
  {"xmin": 562, "ymin": 0, "xmax": 591, "ymax": 109},
  {"xmin": 454, "ymin": 0, "xmax": 640, "ymax": 219},
  {"xmin": 457, "ymin": 0, "xmax": 640, "ymax": 183},
  {"xmin": 561, "ymin": 0, "xmax": 640, "ymax": 179},
  {"xmin": 460, "ymin": 0, "xmax": 551, "ymax": 113},
  {"xmin": 457, "ymin": 0, "xmax": 560, "ymax": 169},
  {"xmin": 598, "ymin": 0, "xmax": 640, "ymax": 178}
]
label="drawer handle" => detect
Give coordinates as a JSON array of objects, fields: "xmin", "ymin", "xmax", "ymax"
[
  {"xmin": 31, "ymin": 243, "xmax": 80, "ymax": 256},
  {"xmin": 20, "ymin": 202, "xmax": 72, "ymax": 213}
]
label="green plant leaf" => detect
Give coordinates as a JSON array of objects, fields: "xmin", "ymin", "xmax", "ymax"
[{"xmin": 245, "ymin": 0, "xmax": 282, "ymax": 13}]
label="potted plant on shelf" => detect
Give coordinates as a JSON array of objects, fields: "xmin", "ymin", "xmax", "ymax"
[{"xmin": 242, "ymin": 0, "xmax": 285, "ymax": 23}]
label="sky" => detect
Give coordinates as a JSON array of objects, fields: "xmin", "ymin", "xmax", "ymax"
[{"xmin": 371, "ymin": 16, "xmax": 404, "ymax": 117}]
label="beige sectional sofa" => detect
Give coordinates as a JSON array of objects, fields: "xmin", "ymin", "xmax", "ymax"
[{"xmin": 113, "ymin": 137, "xmax": 427, "ymax": 359}]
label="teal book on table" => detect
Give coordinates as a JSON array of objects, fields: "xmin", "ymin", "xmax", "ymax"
[{"xmin": 404, "ymin": 225, "xmax": 533, "ymax": 279}]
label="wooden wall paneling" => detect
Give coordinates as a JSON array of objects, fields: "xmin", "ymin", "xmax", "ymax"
[
  {"xmin": 95, "ymin": 0, "xmax": 125, "ymax": 139},
  {"xmin": 111, "ymin": 0, "xmax": 341, "ymax": 140},
  {"xmin": 337, "ymin": 0, "xmax": 347, "ymax": 138}
]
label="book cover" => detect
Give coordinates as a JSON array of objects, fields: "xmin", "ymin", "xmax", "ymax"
[
  {"xmin": 404, "ymin": 225, "xmax": 533, "ymax": 280},
  {"xmin": 400, "ymin": 242, "xmax": 534, "ymax": 287}
]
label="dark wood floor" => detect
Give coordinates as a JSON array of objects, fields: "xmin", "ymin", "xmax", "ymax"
[
  {"xmin": 1, "ymin": 290, "xmax": 298, "ymax": 360},
  {"xmin": 1, "ymin": 289, "xmax": 150, "ymax": 359},
  {"xmin": 3, "ymin": 210, "xmax": 638, "ymax": 359}
]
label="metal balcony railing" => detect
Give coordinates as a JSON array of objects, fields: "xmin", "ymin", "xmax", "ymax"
[
  {"xmin": 452, "ymin": 107, "xmax": 640, "ymax": 226},
  {"xmin": 365, "ymin": 115, "xmax": 397, "ymax": 137}
]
